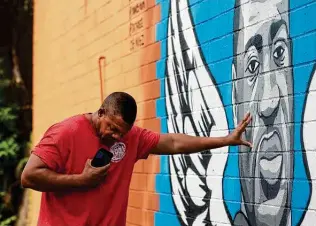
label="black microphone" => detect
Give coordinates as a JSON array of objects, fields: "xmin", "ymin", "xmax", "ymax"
[{"xmin": 91, "ymin": 148, "xmax": 113, "ymax": 167}]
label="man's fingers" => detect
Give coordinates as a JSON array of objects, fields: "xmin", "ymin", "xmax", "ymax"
[
  {"xmin": 243, "ymin": 114, "xmax": 252, "ymax": 127},
  {"xmin": 243, "ymin": 112, "xmax": 251, "ymax": 122},
  {"xmin": 237, "ymin": 114, "xmax": 247, "ymax": 127},
  {"xmin": 245, "ymin": 112, "xmax": 251, "ymax": 120},
  {"xmin": 86, "ymin": 159, "xmax": 92, "ymax": 166},
  {"xmin": 233, "ymin": 113, "xmax": 252, "ymax": 147},
  {"xmin": 237, "ymin": 112, "xmax": 251, "ymax": 128},
  {"xmin": 100, "ymin": 164, "xmax": 110, "ymax": 171},
  {"xmin": 239, "ymin": 114, "xmax": 252, "ymax": 132},
  {"xmin": 241, "ymin": 140, "xmax": 252, "ymax": 148},
  {"xmin": 99, "ymin": 164, "xmax": 110, "ymax": 174},
  {"xmin": 246, "ymin": 113, "xmax": 252, "ymax": 123},
  {"xmin": 243, "ymin": 112, "xmax": 251, "ymax": 125}
]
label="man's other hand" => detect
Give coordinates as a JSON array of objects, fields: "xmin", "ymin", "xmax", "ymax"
[
  {"xmin": 225, "ymin": 112, "xmax": 252, "ymax": 148},
  {"xmin": 79, "ymin": 159, "xmax": 110, "ymax": 188}
]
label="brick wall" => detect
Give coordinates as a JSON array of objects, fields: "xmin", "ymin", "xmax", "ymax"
[
  {"xmin": 30, "ymin": 0, "xmax": 316, "ymax": 225},
  {"xmin": 31, "ymin": 0, "xmax": 161, "ymax": 225}
]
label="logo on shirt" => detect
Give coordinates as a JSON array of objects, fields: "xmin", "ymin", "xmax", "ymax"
[{"xmin": 110, "ymin": 142, "xmax": 126, "ymax": 162}]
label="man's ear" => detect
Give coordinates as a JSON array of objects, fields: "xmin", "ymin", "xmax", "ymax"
[
  {"xmin": 98, "ymin": 108, "xmax": 105, "ymax": 117},
  {"xmin": 232, "ymin": 64, "xmax": 238, "ymax": 127}
]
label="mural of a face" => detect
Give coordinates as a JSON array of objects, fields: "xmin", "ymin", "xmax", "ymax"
[{"xmin": 232, "ymin": 0, "xmax": 293, "ymax": 225}]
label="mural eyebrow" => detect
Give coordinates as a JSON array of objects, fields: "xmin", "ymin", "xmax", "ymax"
[
  {"xmin": 270, "ymin": 19, "xmax": 286, "ymax": 41},
  {"xmin": 245, "ymin": 34, "xmax": 263, "ymax": 54}
]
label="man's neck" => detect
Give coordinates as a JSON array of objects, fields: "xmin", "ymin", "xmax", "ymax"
[{"xmin": 85, "ymin": 112, "xmax": 98, "ymax": 134}]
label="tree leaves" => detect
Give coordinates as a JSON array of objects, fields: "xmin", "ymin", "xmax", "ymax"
[
  {"xmin": 0, "ymin": 0, "xmax": 33, "ymax": 225},
  {"xmin": 0, "ymin": 135, "xmax": 19, "ymax": 160}
]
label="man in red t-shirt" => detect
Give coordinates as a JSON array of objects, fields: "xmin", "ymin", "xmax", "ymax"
[{"xmin": 21, "ymin": 92, "xmax": 252, "ymax": 226}]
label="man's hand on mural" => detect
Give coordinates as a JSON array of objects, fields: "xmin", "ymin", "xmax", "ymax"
[
  {"xmin": 150, "ymin": 113, "xmax": 252, "ymax": 155},
  {"xmin": 225, "ymin": 112, "xmax": 252, "ymax": 148}
]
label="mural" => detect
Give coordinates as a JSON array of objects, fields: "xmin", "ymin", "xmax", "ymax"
[
  {"xmin": 165, "ymin": 0, "xmax": 230, "ymax": 225},
  {"xmin": 232, "ymin": 0, "xmax": 294, "ymax": 225},
  {"xmin": 159, "ymin": 0, "xmax": 316, "ymax": 225}
]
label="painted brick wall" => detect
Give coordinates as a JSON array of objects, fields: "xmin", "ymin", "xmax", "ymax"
[
  {"xmin": 30, "ymin": 0, "xmax": 161, "ymax": 225},
  {"xmin": 30, "ymin": 0, "xmax": 316, "ymax": 226}
]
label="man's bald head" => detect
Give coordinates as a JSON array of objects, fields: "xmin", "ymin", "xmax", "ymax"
[{"xmin": 101, "ymin": 92, "xmax": 137, "ymax": 125}]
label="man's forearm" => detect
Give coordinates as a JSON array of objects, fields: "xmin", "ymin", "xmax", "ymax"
[
  {"xmin": 152, "ymin": 113, "xmax": 251, "ymax": 155},
  {"xmin": 169, "ymin": 133, "xmax": 230, "ymax": 155},
  {"xmin": 22, "ymin": 168, "xmax": 84, "ymax": 192}
]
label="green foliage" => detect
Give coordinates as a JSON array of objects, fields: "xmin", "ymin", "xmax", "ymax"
[
  {"xmin": 0, "ymin": 215, "xmax": 17, "ymax": 226},
  {"xmin": 0, "ymin": 107, "xmax": 19, "ymax": 160},
  {"xmin": 0, "ymin": 107, "xmax": 17, "ymax": 126},
  {"xmin": 0, "ymin": 0, "xmax": 33, "ymax": 225},
  {"xmin": 0, "ymin": 104, "xmax": 27, "ymax": 225},
  {"xmin": 0, "ymin": 102, "xmax": 26, "ymax": 225},
  {"xmin": 0, "ymin": 136, "xmax": 19, "ymax": 159},
  {"xmin": 0, "ymin": 105, "xmax": 21, "ymax": 226}
]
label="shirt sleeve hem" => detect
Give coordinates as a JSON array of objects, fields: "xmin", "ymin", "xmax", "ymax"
[
  {"xmin": 138, "ymin": 133, "xmax": 161, "ymax": 160},
  {"xmin": 31, "ymin": 149, "xmax": 57, "ymax": 171}
]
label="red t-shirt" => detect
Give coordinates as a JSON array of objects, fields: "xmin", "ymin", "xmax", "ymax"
[{"xmin": 31, "ymin": 114, "xmax": 160, "ymax": 226}]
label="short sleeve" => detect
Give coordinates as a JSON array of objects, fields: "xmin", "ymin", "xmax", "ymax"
[
  {"xmin": 31, "ymin": 124, "xmax": 70, "ymax": 172},
  {"xmin": 137, "ymin": 127, "xmax": 160, "ymax": 160}
]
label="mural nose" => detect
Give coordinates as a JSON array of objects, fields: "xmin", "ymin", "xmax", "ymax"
[{"xmin": 259, "ymin": 79, "xmax": 280, "ymax": 118}]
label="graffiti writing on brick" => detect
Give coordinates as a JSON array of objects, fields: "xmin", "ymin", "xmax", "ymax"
[
  {"xmin": 130, "ymin": 0, "xmax": 146, "ymax": 18},
  {"xmin": 128, "ymin": 0, "xmax": 146, "ymax": 51},
  {"xmin": 130, "ymin": 33, "xmax": 144, "ymax": 51},
  {"xmin": 129, "ymin": 17, "xmax": 143, "ymax": 35}
]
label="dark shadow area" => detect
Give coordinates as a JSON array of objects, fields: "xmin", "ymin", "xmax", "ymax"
[{"xmin": 0, "ymin": 0, "xmax": 33, "ymax": 225}]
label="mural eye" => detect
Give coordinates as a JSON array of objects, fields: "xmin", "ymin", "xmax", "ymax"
[
  {"xmin": 273, "ymin": 41, "xmax": 286, "ymax": 67},
  {"xmin": 246, "ymin": 59, "xmax": 260, "ymax": 74},
  {"xmin": 273, "ymin": 46, "xmax": 284, "ymax": 60}
]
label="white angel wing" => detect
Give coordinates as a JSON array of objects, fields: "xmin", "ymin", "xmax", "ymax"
[
  {"xmin": 301, "ymin": 66, "xmax": 316, "ymax": 225},
  {"xmin": 165, "ymin": 0, "xmax": 230, "ymax": 225}
]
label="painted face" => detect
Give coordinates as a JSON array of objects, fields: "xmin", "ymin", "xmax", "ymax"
[
  {"xmin": 233, "ymin": 0, "xmax": 293, "ymax": 225},
  {"xmin": 97, "ymin": 112, "xmax": 131, "ymax": 146}
]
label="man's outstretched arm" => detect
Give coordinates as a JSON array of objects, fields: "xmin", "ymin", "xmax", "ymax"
[{"xmin": 150, "ymin": 113, "xmax": 252, "ymax": 155}]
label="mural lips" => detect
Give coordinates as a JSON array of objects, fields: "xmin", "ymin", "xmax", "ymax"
[{"xmin": 257, "ymin": 130, "xmax": 283, "ymax": 211}]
